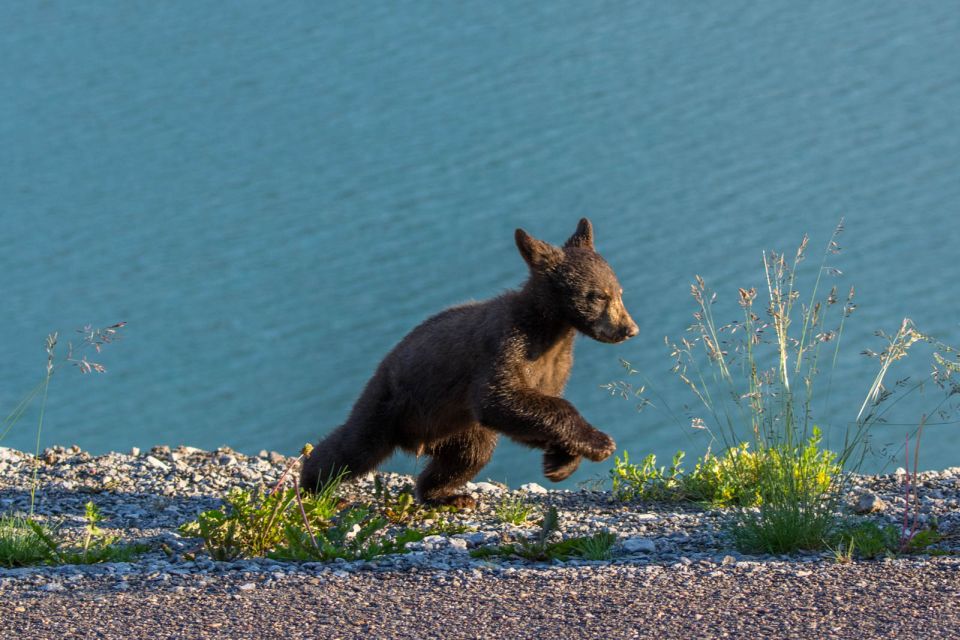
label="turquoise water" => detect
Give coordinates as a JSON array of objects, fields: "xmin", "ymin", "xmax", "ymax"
[{"xmin": 2, "ymin": 2, "xmax": 959, "ymax": 485}]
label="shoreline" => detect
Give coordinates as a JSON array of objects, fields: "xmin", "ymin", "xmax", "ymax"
[
  {"xmin": 2, "ymin": 443, "xmax": 960, "ymax": 588},
  {"xmin": 4, "ymin": 444, "xmax": 960, "ymax": 637}
]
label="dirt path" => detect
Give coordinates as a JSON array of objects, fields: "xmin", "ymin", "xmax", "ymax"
[{"xmin": 4, "ymin": 560, "xmax": 959, "ymax": 639}]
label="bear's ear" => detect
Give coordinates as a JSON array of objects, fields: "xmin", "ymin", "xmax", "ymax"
[
  {"xmin": 516, "ymin": 229, "xmax": 562, "ymax": 271},
  {"xmin": 563, "ymin": 218, "xmax": 594, "ymax": 249}
]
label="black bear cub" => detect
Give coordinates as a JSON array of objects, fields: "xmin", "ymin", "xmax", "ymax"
[{"xmin": 301, "ymin": 218, "xmax": 638, "ymax": 508}]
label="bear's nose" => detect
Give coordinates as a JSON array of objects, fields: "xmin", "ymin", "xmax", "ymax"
[{"xmin": 624, "ymin": 323, "xmax": 639, "ymax": 339}]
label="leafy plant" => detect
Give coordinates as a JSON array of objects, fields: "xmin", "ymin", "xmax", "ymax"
[
  {"xmin": 271, "ymin": 505, "xmax": 424, "ymax": 562},
  {"xmin": 612, "ymin": 431, "xmax": 838, "ymax": 510},
  {"xmin": 471, "ymin": 506, "xmax": 616, "ymax": 562},
  {"xmin": 571, "ymin": 531, "xmax": 617, "ymax": 561},
  {"xmin": 179, "ymin": 462, "xmax": 464, "ymax": 562},
  {"xmin": 179, "ymin": 478, "xmax": 343, "ymax": 561},
  {"xmin": 372, "ymin": 476, "xmax": 421, "ymax": 524},
  {"xmin": 610, "ymin": 450, "xmax": 686, "ymax": 503}
]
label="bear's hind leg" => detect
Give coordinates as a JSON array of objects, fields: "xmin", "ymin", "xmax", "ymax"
[
  {"xmin": 543, "ymin": 446, "xmax": 581, "ymax": 482},
  {"xmin": 415, "ymin": 426, "xmax": 498, "ymax": 509}
]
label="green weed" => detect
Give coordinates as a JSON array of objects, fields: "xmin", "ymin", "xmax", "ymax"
[
  {"xmin": 373, "ymin": 476, "xmax": 419, "ymax": 524},
  {"xmin": 178, "ymin": 475, "xmax": 344, "ymax": 561},
  {"xmin": 494, "ymin": 495, "xmax": 537, "ymax": 526},
  {"xmin": 179, "ymin": 462, "xmax": 470, "ymax": 562},
  {"xmin": 571, "ymin": 531, "xmax": 617, "ymax": 561},
  {"xmin": 825, "ymin": 519, "xmax": 941, "ymax": 562},
  {"xmin": 271, "ymin": 505, "xmax": 415, "ymax": 562},
  {"xmin": 471, "ymin": 506, "xmax": 616, "ymax": 562},
  {"xmin": 612, "ymin": 431, "xmax": 838, "ymax": 510}
]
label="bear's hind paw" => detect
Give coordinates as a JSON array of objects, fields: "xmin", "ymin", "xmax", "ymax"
[
  {"xmin": 543, "ymin": 449, "xmax": 581, "ymax": 482},
  {"xmin": 425, "ymin": 494, "xmax": 477, "ymax": 510}
]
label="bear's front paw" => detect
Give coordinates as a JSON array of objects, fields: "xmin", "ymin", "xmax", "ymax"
[
  {"xmin": 543, "ymin": 448, "xmax": 581, "ymax": 482},
  {"xmin": 580, "ymin": 431, "xmax": 616, "ymax": 462}
]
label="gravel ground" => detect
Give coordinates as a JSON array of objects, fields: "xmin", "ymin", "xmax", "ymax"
[
  {"xmin": 2, "ymin": 444, "xmax": 960, "ymax": 638},
  {"xmin": 4, "ymin": 560, "xmax": 960, "ymax": 639}
]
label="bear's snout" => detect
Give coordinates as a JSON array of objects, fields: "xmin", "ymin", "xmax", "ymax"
[
  {"xmin": 597, "ymin": 296, "xmax": 639, "ymax": 343},
  {"xmin": 606, "ymin": 321, "xmax": 638, "ymax": 343}
]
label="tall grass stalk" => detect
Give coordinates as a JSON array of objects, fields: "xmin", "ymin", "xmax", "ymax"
[
  {"xmin": 666, "ymin": 222, "xmax": 943, "ymax": 553},
  {"xmin": 29, "ymin": 334, "xmax": 56, "ymax": 515},
  {"xmin": 0, "ymin": 323, "xmax": 125, "ymax": 515}
]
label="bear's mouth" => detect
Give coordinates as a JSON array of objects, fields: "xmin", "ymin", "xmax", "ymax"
[{"xmin": 593, "ymin": 331, "xmax": 631, "ymax": 344}]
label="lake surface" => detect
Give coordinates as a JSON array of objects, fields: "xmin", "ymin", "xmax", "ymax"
[{"xmin": 2, "ymin": 2, "xmax": 959, "ymax": 486}]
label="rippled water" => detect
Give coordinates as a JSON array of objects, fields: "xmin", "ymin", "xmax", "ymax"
[{"xmin": 2, "ymin": 2, "xmax": 959, "ymax": 484}]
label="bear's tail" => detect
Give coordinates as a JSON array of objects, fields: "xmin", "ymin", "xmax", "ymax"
[{"xmin": 299, "ymin": 381, "xmax": 398, "ymax": 492}]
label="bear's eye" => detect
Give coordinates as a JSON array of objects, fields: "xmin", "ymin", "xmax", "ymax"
[{"xmin": 587, "ymin": 291, "xmax": 609, "ymax": 303}]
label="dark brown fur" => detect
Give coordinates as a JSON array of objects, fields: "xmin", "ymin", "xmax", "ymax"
[{"xmin": 301, "ymin": 219, "xmax": 639, "ymax": 507}]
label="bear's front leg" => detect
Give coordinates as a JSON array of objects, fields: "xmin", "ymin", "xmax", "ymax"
[{"xmin": 477, "ymin": 388, "xmax": 616, "ymax": 462}]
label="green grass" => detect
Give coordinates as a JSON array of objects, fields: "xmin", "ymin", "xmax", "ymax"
[
  {"xmin": 0, "ymin": 503, "xmax": 147, "ymax": 568},
  {"xmin": 825, "ymin": 519, "xmax": 941, "ymax": 562},
  {"xmin": 0, "ymin": 514, "xmax": 52, "ymax": 567}
]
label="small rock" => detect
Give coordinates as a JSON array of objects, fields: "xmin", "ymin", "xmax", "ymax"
[
  {"xmin": 41, "ymin": 583, "xmax": 66, "ymax": 592},
  {"xmin": 268, "ymin": 451, "xmax": 286, "ymax": 465},
  {"xmin": 257, "ymin": 450, "xmax": 269, "ymax": 459},
  {"xmin": 458, "ymin": 531, "xmax": 500, "ymax": 546},
  {"xmin": 721, "ymin": 555, "xmax": 737, "ymax": 566},
  {"xmin": 622, "ymin": 537, "xmax": 656, "ymax": 553},
  {"xmin": 130, "ymin": 447, "xmax": 141, "ymax": 457},
  {"xmin": 145, "ymin": 456, "xmax": 170, "ymax": 471},
  {"xmin": 237, "ymin": 582, "xmax": 256, "ymax": 591},
  {"xmin": 472, "ymin": 482, "xmax": 503, "ymax": 494},
  {"xmin": 447, "ymin": 538, "xmax": 469, "ymax": 553},
  {"xmin": 217, "ymin": 454, "xmax": 237, "ymax": 467},
  {"xmin": 519, "ymin": 483, "xmax": 548, "ymax": 494},
  {"xmin": 854, "ymin": 492, "xmax": 886, "ymax": 514}
]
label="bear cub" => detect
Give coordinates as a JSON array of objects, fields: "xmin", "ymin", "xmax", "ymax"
[{"xmin": 301, "ymin": 218, "xmax": 639, "ymax": 508}]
